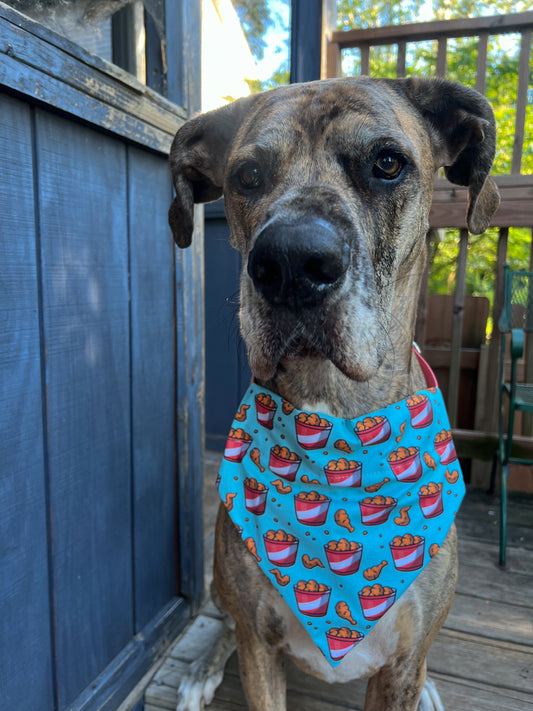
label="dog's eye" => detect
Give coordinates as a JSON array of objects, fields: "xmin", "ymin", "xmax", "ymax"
[
  {"xmin": 236, "ymin": 162, "xmax": 263, "ymax": 191},
  {"xmin": 373, "ymin": 152, "xmax": 404, "ymax": 180}
]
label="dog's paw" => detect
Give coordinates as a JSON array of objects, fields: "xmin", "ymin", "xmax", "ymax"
[
  {"xmin": 174, "ymin": 620, "xmax": 235, "ymax": 711},
  {"xmin": 418, "ymin": 676, "xmax": 444, "ymax": 711},
  {"xmin": 146, "ymin": 613, "xmax": 235, "ymax": 711}
]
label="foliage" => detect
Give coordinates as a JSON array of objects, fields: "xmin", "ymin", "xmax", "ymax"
[
  {"xmin": 337, "ymin": 0, "xmax": 533, "ymax": 305},
  {"xmin": 233, "ymin": 0, "xmax": 273, "ymax": 61}
]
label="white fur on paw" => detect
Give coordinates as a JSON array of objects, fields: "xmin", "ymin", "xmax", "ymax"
[
  {"xmin": 174, "ymin": 622, "xmax": 235, "ymax": 711},
  {"xmin": 418, "ymin": 676, "xmax": 445, "ymax": 711},
  {"xmin": 176, "ymin": 667, "xmax": 224, "ymax": 711}
]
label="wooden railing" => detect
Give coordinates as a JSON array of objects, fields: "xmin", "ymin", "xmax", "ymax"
[{"xmin": 325, "ymin": 12, "xmax": 533, "ymax": 485}]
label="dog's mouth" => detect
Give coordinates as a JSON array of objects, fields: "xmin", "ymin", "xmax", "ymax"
[{"xmin": 241, "ymin": 304, "xmax": 382, "ymax": 384}]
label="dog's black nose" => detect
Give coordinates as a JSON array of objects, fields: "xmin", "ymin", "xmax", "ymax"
[{"xmin": 247, "ymin": 218, "xmax": 349, "ymax": 307}]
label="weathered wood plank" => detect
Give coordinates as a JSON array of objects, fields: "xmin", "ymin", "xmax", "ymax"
[
  {"xmin": 428, "ymin": 629, "xmax": 533, "ymax": 693},
  {"xmin": 446, "ymin": 592, "xmax": 533, "ymax": 645},
  {"xmin": 175, "ymin": 208, "xmax": 206, "ymax": 606},
  {"xmin": 431, "ymin": 672, "xmax": 533, "ymax": 711},
  {"xmin": 0, "ymin": 14, "xmax": 185, "ymax": 136},
  {"xmin": 458, "ymin": 535, "xmax": 533, "ymax": 575},
  {"xmin": 0, "ymin": 92, "xmax": 55, "ymax": 711},
  {"xmin": 430, "ymin": 184, "xmax": 533, "ymax": 228},
  {"xmin": 35, "ymin": 108, "xmax": 134, "ymax": 706},
  {"xmin": 0, "ymin": 51, "xmax": 174, "ymax": 154},
  {"xmin": 128, "ymin": 146, "xmax": 178, "ymax": 631}
]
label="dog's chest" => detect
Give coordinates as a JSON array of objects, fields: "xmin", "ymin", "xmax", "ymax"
[{"xmin": 280, "ymin": 594, "xmax": 409, "ymax": 683}]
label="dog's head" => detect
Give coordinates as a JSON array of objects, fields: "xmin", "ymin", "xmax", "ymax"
[{"xmin": 169, "ymin": 78, "xmax": 499, "ymax": 382}]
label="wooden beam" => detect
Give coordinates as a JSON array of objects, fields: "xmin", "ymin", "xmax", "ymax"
[
  {"xmin": 453, "ymin": 428, "xmax": 533, "ymax": 461},
  {"xmin": 0, "ymin": 7, "xmax": 185, "ymax": 153},
  {"xmin": 331, "ymin": 11, "xmax": 533, "ymax": 48},
  {"xmin": 431, "ymin": 176, "xmax": 533, "ymax": 229}
]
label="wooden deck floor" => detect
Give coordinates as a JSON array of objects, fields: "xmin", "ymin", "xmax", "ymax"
[{"xmin": 202, "ymin": 452, "xmax": 533, "ymax": 710}]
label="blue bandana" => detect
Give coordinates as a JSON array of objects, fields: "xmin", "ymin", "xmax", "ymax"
[{"xmin": 217, "ymin": 357, "xmax": 465, "ymax": 666}]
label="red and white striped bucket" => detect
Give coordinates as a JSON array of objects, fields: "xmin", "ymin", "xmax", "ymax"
[
  {"xmin": 359, "ymin": 499, "xmax": 397, "ymax": 526},
  {"xmin": 263, "ymin": 535, "xmax": 299, "ymax": 567},
  {"xmin": 244, "ymin": 482, "xmax": 268, "ymax": 515},
  {"xmin": 418, "ymin": 489, "xmax": 444, "ymax": 518},
  {"xmin": 269, "ymin": 448, "xmax": 301, "ymax": 481},
  {"xmin": 294, "ymin": 417, "xmax": 332, "ymax": 450},
  {"xmin": 390, "ymin": 538, "xmax": 425, "ymax": 572},
  {"xmin": 407, "ymin": 396, "xmax": 433, "ymax": 429},
  {"xmin": 223, "ymin": 435, "xmax": 251, "ymax": 463},
  {"xmin": 359, "ymin": 589, "xmax": 396, "ymax": 620},
  {"xmin": 324, "ymin": 544, "xmax": 362, "ymax": 575},
  {"xmin": 324, "ymin": 463, "xmax": 362, "ymax": 487},
  {"xmin": 294, "ymin": 495, "xmax": 331, "ymax": 525},
  {"xmin": 255, "ymin": 396, "xmax": 277, "ymax": 429},
  {"xmin": 326, "ymin": 631, "xmax": 364, "ymax": 661},
  {"xmin": 354, "ymin": 417, "xmax": 391, "ymax": 446},
  {"xmin": 434, "ymin": 436, "xmax": 457, "ymax": 465},
  {"xmin": 294, "ymin": 585, "xmax": 331, "ymax": 617},
  {"xmin": 388, "ymin": 448, "xmax": 423, "ymax": 483}
]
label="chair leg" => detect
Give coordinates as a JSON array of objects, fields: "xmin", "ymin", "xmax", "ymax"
[
  {"xmin": 499, "ymin": 462, "xmax": 508, "ymax": 568},
  {"xmin": 488, "ymin": 454, "xmax": 497, "ymax": 495}
]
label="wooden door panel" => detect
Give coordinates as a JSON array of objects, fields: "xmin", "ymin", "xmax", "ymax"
[
  {"xmin": 0, "ymin": 92, "xmax": 55, "ymax": 711},
  {"xmin": 128, "ymin": 145, "xmax": 177, "ymax": 631},
  {"xmin": 35, "ymin": 109, "xmax": 133, "ymax": 707}
]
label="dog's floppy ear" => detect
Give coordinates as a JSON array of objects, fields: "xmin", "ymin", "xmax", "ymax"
[
  {"xmin": 395, "ymin": 77, "xmax": 500, "ymax": 234},
  {"xmin": 168, "ymin": 96, "xmax": 253, "ymax": 247}
]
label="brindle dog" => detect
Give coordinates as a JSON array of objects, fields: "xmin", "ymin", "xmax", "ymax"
[{"xmin": 168, "ymin": 77, "xmax": 499, "ymax": 711}]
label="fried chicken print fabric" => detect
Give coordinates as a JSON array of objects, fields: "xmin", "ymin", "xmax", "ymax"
[{"xmin": 217, "ymin": 375, "xmax": 465, "ymax": 667}]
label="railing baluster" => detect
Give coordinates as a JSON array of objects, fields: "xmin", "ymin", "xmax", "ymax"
[
  {"xmin": 475, "ymin": 31, "xmax": 488, "ymax": 94},
  {"xmin": 448, "ymin": 229, "xmax": 469, "ymax": 427},
  {"xmin": 436, "ymin": 37, "xmax": 447, "ymax": 77},
  {"xmin": 396, "ymin": 40, "xmax": 406, "ymax": 77},
  {"xmin": 512, "ymin": 29, "xmax": 531, "ymax": 174},
  {"xmin": 360, "ymin": 44, "xmax": 370, "ymax": 75}
]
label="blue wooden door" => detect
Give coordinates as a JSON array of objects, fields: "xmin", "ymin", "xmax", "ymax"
[{"xmin": 0, "ymin": 2, "xmax": 202, "ymax": 709}]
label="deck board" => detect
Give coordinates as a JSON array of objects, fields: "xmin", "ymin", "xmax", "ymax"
[{"xmin": 147, "ymin": 457, "xmax": 533, "ymax": 710}]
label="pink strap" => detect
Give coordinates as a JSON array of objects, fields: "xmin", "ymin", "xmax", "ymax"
[{"xmin": 413, "ymin": 345, "xmax": 438, "ymax": 389}]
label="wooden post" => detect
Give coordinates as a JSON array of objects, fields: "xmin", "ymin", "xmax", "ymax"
[
  {"xmin": 523, "ymin": 228, "xmax": 533, "ymax": 435},
  {"xmin": 322, "ymin": 0, "xmax": 339, "ymax": 79},
  {"xmin": 511, "ymin": 29, "xmax": 531, "ymax": 174},
  {"xmin": 448, "ymin": 229, "xmax": 469, "ymax": 427},
  {"xmin": 291, "ymin": 0, "xmax": 324, "ymax": 83},
  {"xmin": 480, "ymin": 228, "xmax": 509, "ymax": 434}
]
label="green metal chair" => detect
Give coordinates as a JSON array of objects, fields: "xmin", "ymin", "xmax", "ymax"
[{"xmin": 496, "ymin": 265, "xmax": 533, "ymax": 566}]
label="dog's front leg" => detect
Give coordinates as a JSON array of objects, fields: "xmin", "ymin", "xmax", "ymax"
[
  {"xmin": 234, "ymin": 623, "xmax": 286, "ymax": 711},
  {"xmin": 364, "ymin": 656, "xmax": 430, "ymax": 711}
]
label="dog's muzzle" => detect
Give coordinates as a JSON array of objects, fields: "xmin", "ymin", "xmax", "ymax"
[{"xmin": 247, "ymin": 217, "xmax": 350, "ymax": 308}]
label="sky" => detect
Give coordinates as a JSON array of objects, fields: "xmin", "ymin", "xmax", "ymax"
[{"xmin": 254, "ymin": 0, "xmax": 291, "ymax": 81}]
